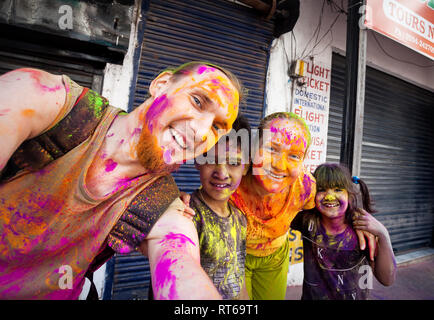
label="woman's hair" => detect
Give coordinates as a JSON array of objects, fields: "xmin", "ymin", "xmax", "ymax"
[
  {"xmin": 258, "ymin": 112, "xmax": 312, "ymax": 152},
  {"xmin": 313, "ymin": 163, "xmax": 376, "ymax": 224}
]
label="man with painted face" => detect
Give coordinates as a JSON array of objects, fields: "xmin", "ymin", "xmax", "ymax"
[
  {"xmin": 0, "ymin": 62, "xmax": 240, "ymax": 299},
  {"xmin": 230, "ymin": 112, "xmax": 376, "ymax": 300}
]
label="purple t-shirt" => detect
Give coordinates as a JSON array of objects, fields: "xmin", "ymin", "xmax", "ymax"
[{"xmin": 291, "ymin": 211, "xmax": 371, "ymax": 300}]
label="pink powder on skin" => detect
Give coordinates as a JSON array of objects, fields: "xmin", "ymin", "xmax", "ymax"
[
  {"xmin": 20, "ymin": 68, "xmax": 62, "ymax": 93},
  {"xmin": 270, "ymin": 125, "xmax": 307, "ymax": 149},
  {"xmin": 163, "ymin": 149, "xmax": 172, "ymax": 164},
  {"xmin": 152, "ymin": 233, "xmax": 196, "ymax": 299},
  {"xmin": 153, "ymin": 251, "xmax": 179, "ymax": 299},
  {"xmin": 106, "ymin": 176, "xmax": 136, "ymax": 196},
  {"xmin": 300, "ymin": 173, "xmax": 314, "ymax": 202},
  {"xmin": 104, "ymin": 159, "xmax": 118, "ymax": 172},
  {"xmin": 40, "ymin": 84, "xmax": 62, "ymax": 92},
  {"xmin": 132, "ymin": 128, "xmax": 142, "ymax": 136},
  {"xmin": 158, "ymin": 232, "xmax": 195, "ymax": 247},
  {"xmin": 0, "ymin": 108, "xmax": 11, "ymax": 116},
  {"xmin": 145, "ymin": 94, "xmax": 169, "ymax": 133}
]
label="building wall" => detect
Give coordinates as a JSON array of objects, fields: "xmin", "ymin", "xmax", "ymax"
[
  {"xmin": 266, "ymin": 0, "xmax": 433, "ymax": 116},
  {"xmin": 265, "ymin": 0, "xmax": 434, "ymax": 286}
]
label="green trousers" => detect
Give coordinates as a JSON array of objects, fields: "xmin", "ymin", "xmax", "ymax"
[{"xmin": 245, "ymin": 236, "xmax": 290, "ymax": 300}]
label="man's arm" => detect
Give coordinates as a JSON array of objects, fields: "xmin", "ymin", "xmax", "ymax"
[
  {"xmin": 140, "ymin": 197, "xmax": 221, "ymax": 300},
  {"xmin": 0, "ymin": 68, "xmax": 66, "ymax": 171}
]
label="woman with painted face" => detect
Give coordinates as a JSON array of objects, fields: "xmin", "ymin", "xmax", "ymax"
[
  {"xmin": 230, "ymin": 112, "xmax": 378, "ymax": 300},
  {"xmin": 290, "ymin": 163, "xmax": 396, "ymax": 300}
]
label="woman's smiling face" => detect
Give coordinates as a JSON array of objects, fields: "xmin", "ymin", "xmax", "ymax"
[{"xmin": 252, "ymin": 117, "xmax": 308, "ymax": 194}]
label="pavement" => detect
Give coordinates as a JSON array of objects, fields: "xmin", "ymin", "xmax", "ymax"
[{"xmin": 285, "ymin": 247, "xmax": 434, "ymax": 300}]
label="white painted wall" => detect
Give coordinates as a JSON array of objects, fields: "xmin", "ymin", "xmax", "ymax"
[
  {"xmin": 78, "ymin": 0, "xmax": 142, "ymax": 300},
  {"xmin": 265, "ymin": 0, "xmax": 434, "ymax": 287}
]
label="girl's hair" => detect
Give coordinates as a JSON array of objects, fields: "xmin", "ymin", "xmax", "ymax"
[
  {"xmin": 313, "ymin": 163, "xmax": 376, "ymax": 224},
  {"xmin": 258, "ymin": 112, "xmax": 312, "ymax": 152}
]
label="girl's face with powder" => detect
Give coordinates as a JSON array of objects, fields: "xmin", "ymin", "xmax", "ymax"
[{"xmin": 315, "ymin": 187, "xmax": 349, "ymax": 221}]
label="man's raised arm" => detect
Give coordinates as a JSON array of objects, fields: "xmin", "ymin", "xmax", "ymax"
[
  {"xmin": 0, "ymin": 68, "xmax": 66, "ymax": 171},
  {"xmin": 141, "ymin": 198, "xmax": 221, "ymax": 300}
]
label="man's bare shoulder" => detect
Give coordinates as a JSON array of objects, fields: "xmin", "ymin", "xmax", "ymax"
[
  {"xmin": 0, "ymin": 68, "xmax": 67, "ymax": 138},
  {"xmin": 0, "ymin": 68, "xmax": 67, "ymax": 170}
]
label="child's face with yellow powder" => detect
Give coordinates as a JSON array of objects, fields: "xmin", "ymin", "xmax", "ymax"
[{"xmin": 196, "ymin": 141, "xmax": 248, "ymax": 203}]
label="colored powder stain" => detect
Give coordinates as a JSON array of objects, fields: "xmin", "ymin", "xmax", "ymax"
[
  {"xmin": 115, "ymin": 177, "xmax": 133, "ymax": 189},
  {"xmin": 21, "ymin": 109, "xmax": 36, "ymax": 117},
  {"xmin": 119, "ymin": 139, "xmax": 124, "ymax": 144},
  {"xmin": 132, "ymin": 127, "xmax": 142, "ymax": 136},
  {"xmin": 104, "ymin": 159, "xmax": 118, "ymax": 172},
  {"xmin": 197, "ymin": 66, "xmax": 216, "ymax": 74},
  {"xmin": 87, "ymin": 92, "xmax": 105, "ymax": 119},
  {"xmin": 159, "ymin": 232, "xmax": 195, "ymax": 247},
  {"xmin": 20, "ymin": 68, "xmax": 62, "ymax": 92},
  {"xmin": 145, "ymin": 95, "xmax": 169, "ymax": 133},
  {"xmin": 300, "ymin": 173, "xmax": 313, "ymax": 202},
  {"xmin": 0, "ymin": 108, "xmax": 11, "ymax": 116},
  {"xmin": 40, "ymin": 84, "xmax": 61, "ymax": 92},
  {"xmin": 154, "ymin": 251, "xmax": 179, "ymax": 299},
  {"xmin": 163, "ymin": 149, "xmax": 172, "ymax": 164},
  {"xmin": 107, "ymin": 133, "xmax": 114, "ymax": 138}
]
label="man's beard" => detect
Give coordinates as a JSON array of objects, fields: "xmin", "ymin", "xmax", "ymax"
[{"xmin": 136, "ymin": 124, "xmax": 180, "ymax": 175}]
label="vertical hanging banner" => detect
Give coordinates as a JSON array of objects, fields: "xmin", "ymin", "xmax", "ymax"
[
  {"xmin": 287, "ymin": 59, "xmax": 331, "ymax": 286},
  {"xmin": 365, "ymin": 0, "xmax": 434, "ymax": 60},
  {"xmin": 291, "ymin": 59, "xmax": 331, "ymax": 174}
]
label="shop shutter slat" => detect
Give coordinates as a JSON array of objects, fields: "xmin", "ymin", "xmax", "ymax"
[
  {"xmin": 327, "ymin": 53, "xmax": 434, "ymax": 254},
  {"xmin": 326, "ymin": 54, "xmax": 346, "ymax": 162},
  {"xmin": 361, "ymin": 64, "xmax": 434, "ymax": 253},
  {"xmin": 0, "ymin": 42, "xmax": 103, "ymax": 89}
]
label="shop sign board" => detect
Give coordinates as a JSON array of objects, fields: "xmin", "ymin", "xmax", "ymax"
[{"xmin": 365, "ymin": 0, "xmax": 434, "ymax": 60}]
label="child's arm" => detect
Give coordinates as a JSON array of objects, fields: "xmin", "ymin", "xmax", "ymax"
[{"xmin": 353, "ymin": 209, "xmax": 397, "ymax": 286}]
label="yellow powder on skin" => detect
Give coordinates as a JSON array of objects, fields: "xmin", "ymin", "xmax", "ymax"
[{"xmin": 21, "ymin": 109, "xmax": 36, "ymax": 117}]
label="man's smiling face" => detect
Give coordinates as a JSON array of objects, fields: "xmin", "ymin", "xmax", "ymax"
[{"xmin": 136, "ymin": 64, "xmax": 239, "ymax": 172}]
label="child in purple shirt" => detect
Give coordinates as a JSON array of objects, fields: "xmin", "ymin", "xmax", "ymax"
[{"xmin": 291, "ymin": 163, "xmax": 396, "ymax": 300}]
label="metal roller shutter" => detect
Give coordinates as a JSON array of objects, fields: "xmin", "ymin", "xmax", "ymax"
[
  {"xmin": 361, "ymin": 66, "xmax": 434, "ymax": 253},
  {"xmin": 0, "ymin": 39, "xmax": 104, "ymax": 91},
  {"xmin": 106, "ymin": 0, "xmax": 273, "ymax": 300},
  {"xmin": 327, "ymin": 52, "xmax": 434, "ymax": 254},
  {"xmin": 326, "ymin": 53, "xmax": 346, "ymax": 162},
  {"xmin": 132, "ymin": 0, "xmax": 273, "ymax": 193}
]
